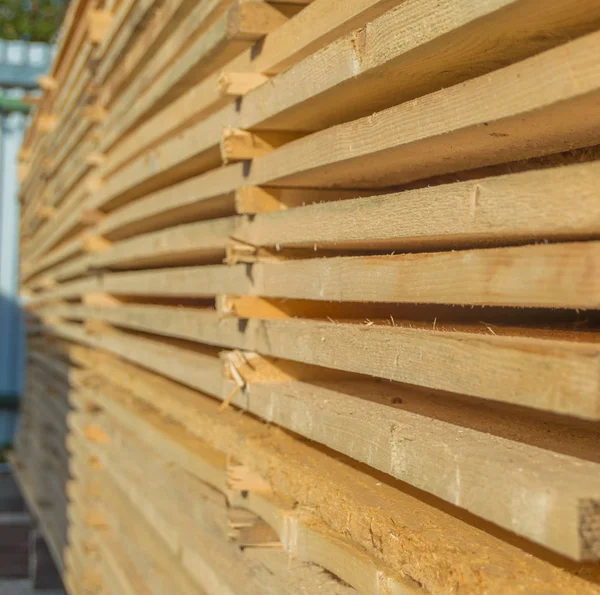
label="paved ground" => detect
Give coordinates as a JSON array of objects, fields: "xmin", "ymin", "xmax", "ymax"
[
  {"xmin": 0, "ymin": 579, "xmax": 64, "ymax": 594},
  {"xmin": 0, "ymin": 468, "xmax": 65, "ymax": 594}
]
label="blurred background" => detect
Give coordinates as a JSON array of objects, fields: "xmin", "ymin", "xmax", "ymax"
[
  {"xmin": 0, "ymin": 4, "xmax": 65, "ymax": 592},
  {"xmin": 0, "ymin": 0, "xmax": 66, "ymax": 455}
]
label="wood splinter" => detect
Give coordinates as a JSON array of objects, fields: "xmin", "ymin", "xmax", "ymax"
[
  {"xmin": 225, "ymin": 237, "xmax": 257, "ymax": 265},
  {"xmin": 219, "ymin": 350, "xmax": 248, "ymax": 411},
  {"xmin": 226, "ymin": 237, "xmax": 319, "ymax": 264}
]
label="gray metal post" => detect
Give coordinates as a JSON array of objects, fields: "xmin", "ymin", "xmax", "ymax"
[{"xmin": 0, "ymin": 110, "xmax": 24, "ymax": 403}]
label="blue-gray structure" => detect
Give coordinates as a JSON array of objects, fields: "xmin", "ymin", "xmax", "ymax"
[{"xmin": 0, "ymin": 40, "xmax": 54, "ymax": 442}]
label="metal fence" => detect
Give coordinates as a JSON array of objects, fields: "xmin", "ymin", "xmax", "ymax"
[{"xmin": 0, "ymin": 39, "xmax": 53, "ymax": 442}]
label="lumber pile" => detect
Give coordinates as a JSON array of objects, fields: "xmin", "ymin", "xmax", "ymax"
[
  {"xmin": 12, "ymin": 336, "xmax": 71, "ymax": 573},
  {"xmin": 13, "ymin": 0, "xmax": 600, "ymax": 592}
]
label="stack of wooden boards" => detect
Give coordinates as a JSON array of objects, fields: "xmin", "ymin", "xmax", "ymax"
[{"xmin": 12, "ymin": 0, "xmax": 600, "ymax": 592}]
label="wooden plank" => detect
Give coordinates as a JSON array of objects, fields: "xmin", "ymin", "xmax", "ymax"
[
  {"xmin": 51, "ymin": 19, "xmax": 93, "ymax": 117},
  {"xmin": 46, "ymin": 48, "xmax": 93, "ymax": 150},
  {"xmin": 58, "ymin": 323, "xmax": 225, "ymax": 399},
  {"xmin": 90, "ymin": 2, "xmax": 600, "ymax": 213},
  {"xmin": 45, "ymin": 136, "xmax": 97, "ymax": 211},
  {"xmin": 68, "ymin": 351, "xmax": 600, "ymax": 593},
  {"xmin": 104, "ymin": 0, "xmax": 600, "ymax": 179},
  {"xmin": 23, "ymin": 176, "xmax": 91, "ymax": 263},
  {"xmin": 248, "ymin": 31, "xmax": 600, "ymax": 188},
  {"xmin": 92, "ymin": 215, "xmax": 237, "ymax": 269},
  {"xmin": 95, "ymin": 529, "xmax": 154, "ymax": 595},
  {"xmin": 25, "ymin": 1, "xmax": 85, "ymax": 122},
  {"xmin": 45, "ymin": 117, "xmax": 91, "ymax": 182},
  {"xmin": 48, "ymin": 141, "xmax": 96, "ymax": 208},
  {"xmin": 72, "ymin": 426, "xmax": 245, "ymax": 595},
  {"xmin": 246, "ymin": 242, "xmax": 600, "ymax": 308},
  {"xmin": 18, "ymin": 5, "xmax": 91, "ymax": 196},
  {"xmin": 92, "ymin": 334, "xmax": 222, "ymax": 400},
  {"xmin": 67, "ymin": 379, "xmax": 228, "ymax": 495},
  {"xmin": 99, "ymin": 0, "xmax": 280, "ymax": 155},
  {"xmin": 102, "ymin": 0, "xmax": 405, "ymax": 177},
  {"xmin": 91, "ymin": 0, "xmax": 157, "ymax": 86},
  {"xmin": 26, "ymin": 277, "xmax": 100, "ymax": 307},
  {"xmin": 88, "ymin": 470, "xmax": 202, "ymax": 595},
  {"xmin": 246, "ymin": 0, "xmax": 600, "ymax": 132},
  {"xmin": 90, "ymin": 178, "xmax": 360, "ymax": 251},
  {"xmin": 22, "ymin": 238, "xmax": 83, "ymax": 284},
  {"xmin": 234, "ymin": 161, "xmax": 600, "ymax": 251},
  {"xmin": 98, "ymin": 0, "xmax": 232, "ymax": 113},
  {"xmin": 23, "ymin": 178, "xmax": 87, "ymax": 257},
  {"xmin": 95, "ymin": 178, "xmax": 236, "ymax": 240},
  {"xmin": 51, "ymin": 0, "xmax": 93, "ymax": 89},
  {"xmin": 34, "ymin": 324, "xmax": 600, "ymax": 559},
  {"xmin": 33, "ymin": 241, "xmax": 600, "ymax": 308},
  {"xmin": 237, "ymin": 242, "xmax": 597, "ymax": 308},
  {"xmin": 44, "ymin": 254, "xmax": 93, "ymax": 283},
  {"xmin": 9, "ymin": 458, "xmax": 65, "ymax": 573},
  {"xmin": 43, "ymin": 303, "xmax": 600, "ymax": 420},
  {"xmin": 98, "ymin": 263, "xmax": 248, "ymax": 298},
  {"xmin": 234, "ymin": 186, "xmax": 363, "ymax": 214},
  {"xmin": 20, "ymin": 0, "xmax": 136, "ymax": 218},
  {"xmin": 83, "ymin": 410, "xmax": 360, "ymax": 595},
  {"xmin": 71, "ymin": 383, "xmax": 417, "ymax": 594},
  {"xmin": 43, "ymin": 96, "xmax": 90, "ymax": 170},
  {"xmin": 82, "ymin": 159, "xmax": 243, "ymax": 220},
  {"xmin": 28, "ymin": 256, "xmax": 89, "ymax": 290}
]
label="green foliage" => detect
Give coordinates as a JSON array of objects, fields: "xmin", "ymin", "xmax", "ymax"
[{"xmin": 0, "ymin": 0, "xmax": 68, "ymax": 43}]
